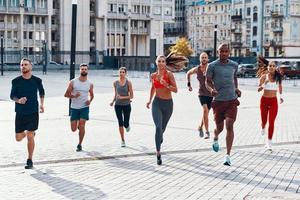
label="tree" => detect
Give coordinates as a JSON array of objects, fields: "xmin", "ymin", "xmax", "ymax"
[{"xmin": 169, "ymin": 37, "xmax": 193, "ymax": 57}]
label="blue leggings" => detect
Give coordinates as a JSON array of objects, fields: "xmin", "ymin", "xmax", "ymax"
[{"xmin": 152, "ymin": 97, "xmax": 173, "ymax": 152}]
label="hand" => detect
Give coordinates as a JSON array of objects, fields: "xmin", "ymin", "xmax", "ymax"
[
  {"xmin": 110, "ymin": 102, "xmax": 114, "ymax": 106},
  {"xmin": 85, "ymin": 100, "xmax": 91, "ymax": 106},
  {"xmin": 280, "ymin": 98, "xmax": 284, "ymax": 104},
  {"xmin": 188, "ymin": 86, "xmax": 193, "ymax": 92},
  {"xmin": 146, "ymin": 101, "xmax": 151, "ymax": 109},
  {"xmin": 18, "ymin": 97, "xmax": 27, "ymax": 104},
  {"xmin": 235, "ymin": 88, "xmax": 242, "ymax": 97},
  {"xmin": 258, "ymin": 86, "xmax": 264, "ymax": 92},
  {"xmin": 160, "ymin": 79, "xmax": 168, "ymax": 87},
  {"xmin": 39, "ymin": 105, "xmax": 44, "ymax": 113},
  {"xmin": 211, "ymin": 89, "xmax": 218, "ymax": 96},
  {"xmin": 116, "ymin": 94, "xmax": 122, "ymax": 100},
  {"xmin": 74, "ymin": 92, "xmax": 80, "ymax": 98}
]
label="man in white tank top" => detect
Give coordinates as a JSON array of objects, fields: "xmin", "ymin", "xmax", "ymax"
[{"xmin": 64, "ymin": 64, "xmax": 94, "ymax": 152}]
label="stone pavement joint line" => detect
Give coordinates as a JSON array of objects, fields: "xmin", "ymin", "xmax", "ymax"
[{"xmin": 1, "ymin": 140, "xmax": 299, "ymax": 169}]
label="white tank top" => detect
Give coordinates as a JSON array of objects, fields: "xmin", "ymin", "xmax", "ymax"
[
  {"xmin": 264, "ymin": 80, "xmax": 277, "ymax": 91},
  {"xmin": 71, "ymin": 77, "xmax": 92, "ymax": 109}
]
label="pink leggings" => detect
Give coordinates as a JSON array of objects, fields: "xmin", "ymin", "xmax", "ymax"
[{"xmin": 260, "ymin": 96, "xmax": 278, "ymax": 139}]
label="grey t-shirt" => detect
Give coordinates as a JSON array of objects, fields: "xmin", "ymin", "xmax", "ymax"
[
  {"xmin": 206, "ymin": 59, "xmax": 238, "ymax": 101},
  {"xmin": 71, "ymin": 77, "xmax": 92, "ymax": 109}
]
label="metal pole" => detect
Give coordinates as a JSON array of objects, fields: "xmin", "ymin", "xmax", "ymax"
[
  {"xmin": 69, "ymin": 0, "xmax": 77, "ymax": 115},
  {"xmin": 43, "ymin": 40, "xmax": 47, "ymax": 74},
  {"xmin": 214, "ymin": 25, "xmax": 217, "ymax": 60},
  {"xmin": 1, "ymin": 36, "xmax": 3, "ymax": 76}
]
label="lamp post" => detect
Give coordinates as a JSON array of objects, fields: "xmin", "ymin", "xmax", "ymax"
[
  {"xmin": 1, "ymin": 36, "xmax": 4, "ymax": 76},
  {"xmin": 213, "ymin": 24, "xmax": 218, "ymax": 60},
  {"xmin": 69, "ymin": 0, "xmax": 77, "ymax": 115},
  {"xmin": 42, "ymin": 40, "xmax": 47, "ymax": 75}
]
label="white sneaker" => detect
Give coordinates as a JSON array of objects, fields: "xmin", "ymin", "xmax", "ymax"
[
  {"xmin": 125, "ymin": 126, "xmax": 130, "ymax": 132},
  {"xmin": 223, "ymin": 155, "xmax": 231, "ymax": 166},
  {"xmin": 261, "ymin": 128, "xmax": 266, "ymax": 136},
  {"xmin": 265, "ymin": 140, "xmax": 272, "ymax": 151},
  {"xmin": 121, "ymin": 140, "xmax": 126, "ymax": 147}
]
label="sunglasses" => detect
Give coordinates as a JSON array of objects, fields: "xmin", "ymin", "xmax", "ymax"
[{"xmin": 119, "ymin": 71, "xmax": 126, "ymax": 73}]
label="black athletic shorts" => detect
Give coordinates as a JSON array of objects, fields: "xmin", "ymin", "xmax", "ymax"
[
  {"xmin": 198, "ymin": 95, "xmax": 213, "ymax": 110},
  {"xmin": 15, "ymin": 112, "xmax": 39, "ymax": 133}
]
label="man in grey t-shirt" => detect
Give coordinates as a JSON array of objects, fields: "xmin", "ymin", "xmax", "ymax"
[{"xmin": 206, "ymin": 43, "xmax": 241, "ymax": 166}]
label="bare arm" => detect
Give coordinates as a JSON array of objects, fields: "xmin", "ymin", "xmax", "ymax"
[
  {"xmin": 146, "ymin": 74, "xmax": 156, "ymax": 109},
  {"xmin": 86, "ymin": 84, "xmax": 94, "ymax": 106},
  {"xmin": 234, "ymin": 72, "xmax": 241, "ymax": 97},
  {"xmin": 279, "ymin": 83, "xmax": 283, "ymax": 104},
  {"xmin": 64, "ymin": 81, "xmax": 79, "ymax": 98},
  {"xmin": 205, "ymin": 76, "xmax": 217, "ymax": 96},
  {"xmin": 167, "ymin": 72, "xmax": 178, "ymax": 93},
  {"xmin": 110, "ymin": 81, "xmax": 117, "ymax": 106},
  {"xmin": 39, "ymin": 96, "xmax": 44, "ymax": 113},
  {"xmin": 186, "ymin": 67, "xmax": 198, "ymax": 91},
  {"xmin": 258, "ymin": 75, "xmax": 266, "ymax": 92}
]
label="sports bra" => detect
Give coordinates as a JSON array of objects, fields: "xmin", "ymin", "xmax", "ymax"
[
  {"xmin": 264, "ymin": 81, "xmax": 277, "ymax": 91},
  {"xmin": 152, "ymin": 73, "xmax": 170, "ymax": 89}
]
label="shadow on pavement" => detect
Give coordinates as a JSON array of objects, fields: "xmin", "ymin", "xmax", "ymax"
[{"xmin": 31, "ymin": 169, "xmax": 106, "ymax": 199}]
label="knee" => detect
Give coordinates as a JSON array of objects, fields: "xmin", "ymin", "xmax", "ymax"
[
  {"xmin": 71, "ymin": 127, "xmax": 77, "ymax": 132},
  {"xmin": 27, "ymin": 132, "xmax": 35, "ymax": 140},
  {"xmin": 16, "ymin": 136, "xmax": 23, "ymax": 142}
]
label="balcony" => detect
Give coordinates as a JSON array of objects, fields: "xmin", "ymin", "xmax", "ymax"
[
  {"xmin": 231, "ymin": 41, "xmax": 242, "ymax": 48},
  {"xmin": 271, "ymin": 11, "xmax": 284, "ymax": 18},
  {"xmin": 272, "ymin": 26, "xmax": 283, "ymax": 33},
  {"xmin": 233, "ymin": 29, "xmax": 242, "ymax": 34},
  {"xmin": 7, "ymin": 6, "xmax": 20, "ymax": 13},
  {"xmin": 24, "ymin": 7, "xmax": 35, "ymax": 13},
  {"xmin": 0, "ymin": 6, "xmax": 6, "ymax": 12},
  {"xmin": 6, "ymin": 23, "xmax": 19, "ymax": 29},
  {"xmin": 37, "ymin": 8, "xmax": 48, "ymax": 14},
  {"xmin": 231, "ymin": 15, "xmax": 242, "ymax": 21},
  {"xmin": 131, "ymin": 27, "xmax": 149, "ymax": 35}
]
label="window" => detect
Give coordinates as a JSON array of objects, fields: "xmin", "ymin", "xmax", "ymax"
[
  {"xmin": 41, "ymin": 31, "xmax": 45, "ymax": 40},
  {"xmin": 39, "ymin": 0, "xmax": 47, "ymax": 8},
  {"xmin": 35, "ymin": 32, "xmax": 40, "ymax": 40},
  {"xmin": 164, "ymin": 7, "xmax": 172, "ymax": 16},
  {"xmin": 23, "ymin": 32, "xmax": 27, "ymax": 39},
  {"xmin": 9, "ymin": 0, "xmax": 18, "ymax": 7},
  {"xmin": 247, "ymin": 7, "xmax": 251, "ymax": 16},
  {"xmin": 253, "ymin": 13, "xmax": 257, "ymax": 22},
  {"xmin": 253, "ymin": 26, "xmax": 257, "ymax": 36},
  {"xmin": 252, "ymin": 40, "xmax": 257, "ymax": 48},
  {"xmin": 25, "ymin": 0, "xmax": 33, "ymax": 8},
  {"xmin": 29, "ymin": 31, "xmax": 33, "ymax": 39},
  {"xmin": 0, "ymin": 0, "xmax": 5, "ymax": 6},
  {"xmin": 108, "ymin": 4, "xmax": 117, "ymax": 13},
  {"xmin": 28, "ymin": 15, "xmax": 33, "ymax": 24},
  {"xmin": 153, "ymin": 6, "xmax": 161, "ymax": 15}
]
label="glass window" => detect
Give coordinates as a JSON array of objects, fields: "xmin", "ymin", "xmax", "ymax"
[{"xmin": 164, "ymin": 7, "xmax": 172, "ymax": 16}]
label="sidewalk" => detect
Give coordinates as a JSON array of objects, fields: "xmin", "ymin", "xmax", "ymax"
[{"xmin": 0, "ymin": 70, "xmax": 299, "ymax": 199}]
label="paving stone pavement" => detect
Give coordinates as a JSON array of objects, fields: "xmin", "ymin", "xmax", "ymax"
[{"xmin": 0, "ymin": 70, "xmax": 299, "ymax": 199}]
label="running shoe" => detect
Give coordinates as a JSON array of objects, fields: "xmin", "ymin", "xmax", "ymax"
[
  {"xmin": 76, "ymin": 144, "xmax": 82, "ymax": 152},
  {"xmin": 125, "ymin": 126, "xmax": 130, "ymax": 132},
  {"xmin": 121, "ymin": 140, "xmax": 126, "ymax": 147},
  {"xmin": 204, "ymin": 131, "xmax": 210, "ymax": 139},
  {"xmin": 157, "ymin": 154, "xmax": 162, "ymax": 165},
  {"xmin": 25, "ymin": 159, "xmax": 33, "ymax": 169},
  {"xmin": 265, "ymin": 140, "xmax": 272, "ymax": 151},
  {"xmin": 212, "ymin": 140, "xmax": 219, "ymax": 152},
  {"xmin": 198, "ymin": 128, "xmax": 204, "ymax": 138},
  {"xmin": 223, "ymin": 155, "xmax": 231, "ymax": 166}
]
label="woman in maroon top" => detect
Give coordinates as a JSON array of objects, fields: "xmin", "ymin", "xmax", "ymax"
[{"xmin": 186, "ymin": 52, "xmax": 213, "ymax": 139}]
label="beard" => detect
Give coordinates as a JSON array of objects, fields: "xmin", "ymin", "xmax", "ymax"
[
  {"xmin": 21, "ymin": 69, "xmax": 30, "ymax": 74},
  {"xmin": 81, "ymin": 72, "xmax": 88, "ymax": 76}
]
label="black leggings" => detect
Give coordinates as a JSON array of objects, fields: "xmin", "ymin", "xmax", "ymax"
[
  {"xmin": 114, "ymin": 104, "xmax": 131, "ymax": 128},
  {"xmin": 152, "ymin": 97, "xmax": 173, "ymax": 152}
]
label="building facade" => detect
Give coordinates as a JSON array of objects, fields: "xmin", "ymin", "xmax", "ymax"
[
  {"xmin": 1, "ymin": 0, "xmax": 174, "ymax": 64},
  {"xmin": 186, "ymin": 0, "xmax": 232, "ymax": 56},
  {"xmin": 231, "ymin": 0, "xmax": 300, "ymax": 57},
  {"xmin": 163, "ymin": 0, "xmax": 186, "ymax": 52},
  {"xmin": 0, "ymin": 0, "xmax": 52, "ymax": 63}
]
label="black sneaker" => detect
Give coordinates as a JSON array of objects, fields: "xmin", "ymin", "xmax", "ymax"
[
  {"xmin": 25, "ymin": 159, "xmax": 33, "ymax": 169},
  {"xmin": 76, "ymin": 144, "xmax": 82, "ymax": 152},
  {"xmin": 157, "ymin": 154, "xmax": 162, "ymax": 165}
]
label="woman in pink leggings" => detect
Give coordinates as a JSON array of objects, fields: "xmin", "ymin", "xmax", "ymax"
[{"xmin": 257, "ymin": 57, "xmax": 283, "ymax": 151}]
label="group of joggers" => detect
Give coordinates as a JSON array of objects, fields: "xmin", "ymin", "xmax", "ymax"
[{"xmin": 10, "ymin": 43, "xmax": 283, "ymax": 169}]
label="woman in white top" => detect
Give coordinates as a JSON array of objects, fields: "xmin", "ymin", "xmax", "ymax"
[{"xmin": 257, "ymin": 57, "xmax": 283, "ymax": 151}]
